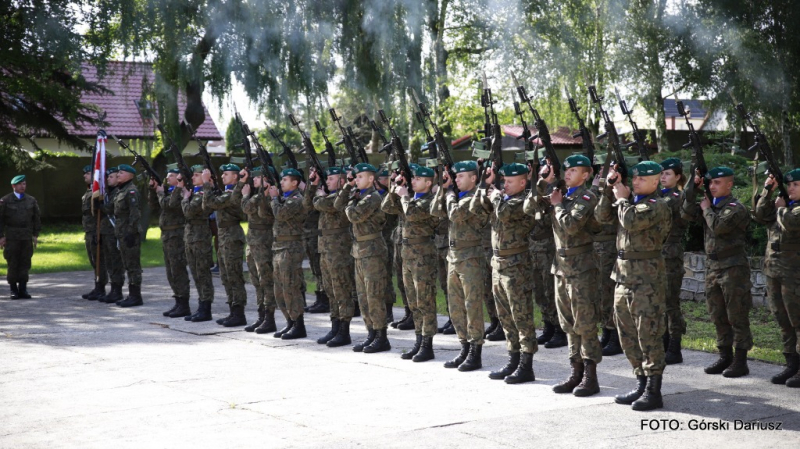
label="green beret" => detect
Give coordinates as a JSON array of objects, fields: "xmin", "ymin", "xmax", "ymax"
[
  {"xmin": 409, "ymin": 162, "xmax": 421, "ymax": 171},
  {"xmin": 219, "ymin": 163, "xmax": 240, "ymax": 173},
  {"xmin": 563, "ymin": 155, "xmax": 591, "ymax": 169},
  {"xmin": 413, "ymin": 166, "xmax": 435, "ymax": 178},
  {"xmin": 167, "ymin": 168, "xmax": 181, "ymax": 175},
  {"xmin": 660, "ymin": 157, "xmax": 682, "ymax": 171},
  {"xmin": 250, "ymin": 166, "xmax": 263, "ymax": 176},
  {"xmin": 706, "ymin": 166, "xmax": 735, "ymax": 180},
  {"xmin": 378, "ymin": 168, "xmax": 390, "ymax": 177},
  {"xmin": 352, "ymin": 163, "xmax": 378, "ymax": 174},
  {"xmin": 117, "ymin": 164, "xmax": 136, "ymax": 175},
  {"xmin": 83, "ymin": 165, "xmax": 92, "ymax": 174},
  {"xmin": 281, "ymin": 168, "xmax": 303, "ymax": 178},
  {"xmin": 499, "ymin": 163, "xmax": 529, "ymax": 176},
  {"xmin": 784, "ymin": 168, "xmax": 800, "ymax": 183},
  {"xmin": 10, "ymin": 175, "xmax": 25, "ymax": 185},
  {"xmin": 630, "ymin": 160, "xmax": 662, "ymax": 177},
  {"xmin": 325, "ymin": 166, "xmax": 344, "ymax": 176},
  {"xmin": 106, "ymin": 167, "xmax": 119, "ymax": 175},
  {"xmin": 191, "ymin": 164, "xmax": 204, "ymax": 174},
  {"xmin": 453, "ymin": 160, "xmax": 478, "ymax": 173}
]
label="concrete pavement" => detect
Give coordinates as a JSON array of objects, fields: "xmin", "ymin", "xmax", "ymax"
[{"xmin": 1, "ymin": 267, "xmax": 799, "ymax": 448}]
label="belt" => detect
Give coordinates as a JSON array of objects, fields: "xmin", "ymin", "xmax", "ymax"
[
  {"xmin": 557, "ymin": 244, "xmax": 593, "ymax": 257},
  {"xmin": 617, "ymin": 250, "xmax": 661, "ymax": 260},
  {"xmin": 319, "ymin": 227, "xmax": 350, "ymax": 236},
  {"xmin": 592, "ymin": 234, "xmax": 616, "ymax": 242},
  {"xmin": 708, "ymin": 246, "xmax": 743, "ymax": 261},
  {"xmin": 356, "ymin": 232, "xmax": 382, "ymax": 242},
  {"xmin": 402, "ymin": 235, "xmax": 434, "ymax": 245},
  {"xmin": 248, "ymin": 223, "xmax": 272, "ymax": 230},
  {"xmin": 160, "ymin": 224, "xmax": 184, "ymax": 231},
  {"xmin": 771, "ymin": 242, "xmax": 800, "ymax": 252},
  {"xmin": 449, "ymin": 239, "xmax": 482, "ymax": 249},
  {"xmin": 187, "ymin": 219, "xmax": 207, "ymax": 225},
  {"xmin": 217, "ymin": 221, "xmax": 239, "ymax": 229},
  {"xmin": 493, "ymin": 246, "xmax": 528, "ymax": 257},
  {"xmin": 275, "ymin": 234, "xmax": 302, "ymax": 242}
]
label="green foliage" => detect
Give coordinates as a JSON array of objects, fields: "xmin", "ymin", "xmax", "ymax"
[
  {"xmin": 225, "ymin": 117, "xmax": 246, "ymax": 156},
  {"xmin": 32, "ymin": 149, "xmax": 81, "ymax": 161}
]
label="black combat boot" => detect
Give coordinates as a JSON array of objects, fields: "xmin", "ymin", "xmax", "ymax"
[
  {"xmin": 391, "ymin": 306, "xmax": 411, "ymax": 328},
  {"xmin": 303, "ymin": 294, "xmax": 320, "ymax": 313},
  {"xmin": 363, "ymin": 328, "xmax": 391, "ymax": 353},
  {"xmin": 412, "ymin": 335, "xmax": 434, "ymax": 362},
  {"xmin": 308, "ymin": 291, "xmax": 330, "ymax": 314},
  {"xmin": 573, "ymin": 359, "xmax": 600, "ymax": 397},
  {"xmin": 665, "ymin": 335, "xmax": 683, "ymax": 365},
  {"xmin": 317, "ymin": 319, "xmax": 340, "ymax": 344},
  {"xmin": 552, "ymin": 360, "xmax": 584, "ymax": 394},
  {"xmin": 9, "ymin": 283, "xmax": 19, "ymax": 299},
  {"xmin": 444, "ymin": 341, "xmax": 470, "ymax": 368},
  {"xmin": 722, "ymin": 348, "xmax": 749, "ymax": 378},
  {"xmin": 17, "ymin": 282, "xmax": 31, "ymax": 299},
  {"xmin": 101, "ymin": 283, "xmax": 123, "ymax": 303},
  {"xmin": 216, "ymin": 304, "xmax": 232, "ymax": 325},
  {"xmin": 401, "ymin": 334, "xmax": 423, "ymax": 360},
  {"xmin": 458, "ymin": 343, "xmax": 483, "ymax": 372},
  {"xmin": 118, "ymin": 284, "xmax": 143, "ymax": 307},
  {"xmin": 505, "ymin": 352, "xmax": 535, "ymax": 384},
  {"xmin": 353, "ymin": 328, "xmax": 376, "ymax": 352},
  {"xmin": 282, "ymin": 314, "xmax": 307, "ymax": 339},
  {"xmin": 442, "ymin": 321, "xmax": 455, "ymax": 335},
  {"xmin": 274, "ymin": 318, "xmax": 295, "ymax": 338},
  {"xmin": 537, "ymin": 321, "xmax": 555, "ymax": 344},
  {"xmin": 786, "ymin": 370, "xmax": 800, "ymax": 388},
  {"xmin": 385, "ymin": 304, "xmax": 394, "ymax": 324},
  {"xmin": 327, "ymin": 320, "xmax": 352, "ymax": 347},
  {"xmin": 631, "ymin": 375, "xmax": 663, "ymax": 411},
  {"xmin": 704, "ymin": 346, "xmax": 733, "ymax": 374},
  {"xmin": 614, "ymin": 375, "xmax": 647, "ymax": 404},
  {"xmin": 602, "ymin": 330, "xmax": 623, "ymax": 356},
  {"xmin": 245, "ymin": 306, "xmax": 265, "ymax": 332},
  {"xmin": 191, "ymin": 301, "xmax": 213, "ymax": 322},
  {"xmin": 163, "ymin": 297, "xmax": 179, "ymax": 316},
  {"xmin": 438, "ymin": 318, "xmax": 452, "ymax": 334},
  {"xmin": 397, "ymin": 311, "xmax": 415, "ymax": 331},
  {"xmin": 222, "ymin": 304, "xmax": 246, "ymax": 327},
  {"xmin": 662, "ymin": 331, "xmax": 670, "ymax": 351},
  {"xmin": 169, "ymin": 297, "xmax": 191, "ymax": 318},
  {"xmin": 599, "ymin": 328, "xmax": 612, "ymax": 347},
  {"xmin": 771, "ymin": 353, "xmax": 800, "ymax": 385},
  {"xmin": 484, "ymin": 317, "xmax": 499, "ymax": 338},
  {"xmin": 255, "ymin": 309, "xmax": 277, "ymax": 334},
  {"xmin": 489, "ymin": 352, "xmax": 520, "ymax": 380},
  {"xmin": 185, "ymin": 301, "xmax": 201, "ymax": 321},
  {"xmin": 84, "ymin": 282, "xmax": 104, "ymax": 300},
  {"xmin": 545, "ymin": 325, "xmax": 568, "ymax": 349},
  {"xmin": 486, "ymin": 321, "xmax": 505, "ymax": 341}
]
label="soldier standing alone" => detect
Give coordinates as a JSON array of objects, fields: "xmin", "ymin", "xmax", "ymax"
[{"xmin": 0, "ymin": 175, "xmax": 41, "ymax": 299}]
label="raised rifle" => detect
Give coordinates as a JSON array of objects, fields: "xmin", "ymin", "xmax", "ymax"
[
  {"xmin": 251, "ymin": 130, "xmax": 281, "ymax": 195},
  {"xmin": 589, "ymin": 85, "xmax": 627, "ymax": 185},
  {"xmin": 186, "ymin": 123, "xmax": 221, "ymax": 190},
  {"xmin": 378, "ymin": 109, "xmax": 413, "ymax": 185},
  {"xmin": 565, "ymin": 85, "xmax": 595, "ymax": 167},
  {"xmin": 325, "ymin": 100, "xmax": 359, "ymax": 167},
  {"xmin": 288, "ymin": 114, "xmax": 330, "ymax": 192},
  {"xmin": 614, "ymin": 88, "xmax": 649, "ymax": 161},
  {"xmin": 675, "ymin": 96, "xmax": 711, "ymax": 201},
  {"xmin": 734, "ymin": 102, "xmax": 789, "ymax": 203},
  {"xmin": 315, "ymin": 120, "xmax": 339, "ymax": 167},
  {"xmin": 411, "ymin": 88, "xmax": 459, "ymax": 191},
  {"xmin": 509, "ymin": 86, "xmax": 540, "ymax": 185},
  {"xmin": 234, "ymin": 112, "xmax": 256, "ymax": 190},
  {"xmin": 156, "ymin": 124, "xmax": 194, "ymax": 190},
  {"xmin": 480, "ymin": 72, "xmax": 503, "ymax": 189},
  {"xmin": 112, "ymin": 135, "xmax": 162, "ymax": 186}
]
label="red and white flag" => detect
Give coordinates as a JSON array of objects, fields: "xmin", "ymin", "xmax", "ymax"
[{"xmin": 92, "ymin": 130, "xmax": 107, "ymax": 203}]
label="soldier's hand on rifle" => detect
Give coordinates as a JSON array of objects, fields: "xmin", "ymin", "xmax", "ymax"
[
  {"xmin": 764, "ymin": 175, "xmax": 777, "ymax": 191},
  {"xmin": 182, "ymin": 187, "xmax": 191, "ymax": 200},
  {"xmin": 299, "ymin": 180, "xmax": 307, "ymax": 191},
  {"xmin": 606, "ymin": 166, "xmax": 619, "ymax": 186},
  {"xmin": 149, "ymin": 179, "xmax": 158, "ymax": 190},
  {"xmin": 239, "ymin": 169, "xmax": 249, "ymax": 183},
  {"xmin": 176, "ymin": 176, "xmax": 185, "ymax": 189},
  {"xmin": 776, "ymin": 197, "xmax": 786, "ymax": 208},
  {"xmin": 613, "ymin": 182, "xmax": 630, "ymax": 201},
  {"xmin": 549, "ymin": 187, "xmax": 563, "ymax": 205},
  {"xmin": 241, "ymin": 183, "xmax": 251, "ymax": 197},
  {"xmin": 592, "ymin": 171, "xmax": 602, "ymax": 187},
  {"xmin": 267, "ymin": 185, "xmax": 279, "ymax": 198},
  {"xmin": 700, "ymin": 197, "xmax": 711, "ymax": 211},
  {"xmin": 442, "ymin": 169, "xmax": 453, "ymax": 189},
  {"xmin": 309, "ymin": 169, "xmax": 320, "ymax": 186},
  {"xmin": 484, "ymin": 167, "xmax": 495, "ymax": 185},
  {"xmin": 694, "ymin": 169, "xmax": 703, "ymax": 189},
  {"xmin": 539, "ymin": 164, "xmax": 554, "ymax": 183},
  {"xmin": 155, "ymin": 183, "xmax": 164, "ymax": 194},
  {"xmin": 396, "ymin": 184, "xmax": 409, "ymax": 197},
  {"xmin": 201, "ymin": 169, "xmax": 212, "ymax": 184},
  {"xmin": 489, "ymin": 187, "xmax": 502, "ymax": 202}
]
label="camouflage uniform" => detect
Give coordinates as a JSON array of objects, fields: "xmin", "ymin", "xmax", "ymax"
[
  {"xmin": 0, "ymin": 192, "xmax": 41, "ymax": 284},
  {"xmin": 382, "ymin": 205, "xmax": 400, "ymax": 307},
  {"xmin": 241, "ymin": 188, "xmax": 275, "ymax": 312},
  {"xmin": 204, "ymin": 183, "xmax": 247, "ymax": 306},
  {"xmin": 306, "ymin": 184, "xmax": 355, "ymax": 321},
  {"xmin": 661, "ymin": 187, "xmax": 688, "ymax": 337},
  {"xmin": 303, "ymin": 208, "xmax": 323, "ymax": 294},
  {"xmin": 100, "ymin": 186, "xmax": 124, "ymax": 286},
  {"xmin": 435, "ymin": 217, "xmax": 450, "ymax": 309},
  {"xmin": 527, "ymin": 184, "xmax": 601, "ymax": 363},
  {"xmin": 182, "ymin": 187, "xmax": 215, "ymax": 303},
  {"xmin": 596, "ymin": 189, "xmax": 671, "ymax": 376},
  {"xmin": 474, "ymin": 189, "xmax": 538, "ymax": 354},
  {"xmin": 149, "ymin": 186, "xmax": 190, "ymax": 299},
  {"xmin": 336, "ymin": 184, "xmax": 388, "ymax": 331},
  {"xmin": 271, "ymin": 189, "xmax": 308, "ymax": 320},
  {"xmin": 528, "ymin": 205, "xmax": 557, "ymax": 327},
  {"xmin": 482, "ymin": 223, "xmax": 498, "ymax": 319},
  {"xmin": 382, "ymin": 189, "xmax": 440, "ymax": 336},
  {"xmin": 432, "ymin": 186, "xmax": 489, "ymax": 344},
  {"xmin": 82, "ymin": 188, "xmax": 107, "ymax": 286},
  {"xmin": 111, "ymin": 180, "xmax": 142, "ymax": 286},
  {"xmin": 592, "ymin": 222, "xmax": 618, "ymax": 332},
  {"xmin": 681, "ymin": 195, "xmax": 753, "ymax": 351},
  {"xmin": 392, "ymin": 215, "xmax": 408, "ymax": 308}
]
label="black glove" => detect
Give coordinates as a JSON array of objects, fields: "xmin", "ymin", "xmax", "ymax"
[{"xmin": 124, "ymin": 233, "xmax": 138, "ymax": 248}]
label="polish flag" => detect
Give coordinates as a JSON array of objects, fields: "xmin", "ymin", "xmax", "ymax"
[{"xmin": 91, "ymin": 130, "xmax": 107, "ymax": 207}]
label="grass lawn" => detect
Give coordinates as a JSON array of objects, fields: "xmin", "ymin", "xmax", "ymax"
[{"xmin": 6, "ymin": 223, "xmax": 787, "ymax": 365}]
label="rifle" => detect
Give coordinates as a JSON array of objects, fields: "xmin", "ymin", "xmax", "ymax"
[
  {"xmin": 156, "ymin": 124, "xmax": 194, "ymax": 190},
  {"xmin": 675, "ymin": 96, "xmax": 711, "ymax": 201},
  {"xmin": 287, "ymin": 115, "xmax": 330, "ymax": 192},
  {"xmin": 511, "ymin": 72, "xmax": 564, "ymax": 191},
  {"xmin": 275, "ymin": 127, "xmax": 301, "ymax": 175},
  {"xmin": 186, "ymin": 123, "xmax": 221, "ymax": 190},
  {"xmin": 411, "ymin": 88, "xmax": 459, "ymax": 191},
  {"xmin": 324, "ymin": 100, "xmax": 360, "ymax": 167},
  {"xmin": 479, "ymin": 72, "xmax": 503, "ymax": 189},
  {"xmin": 234, "ymin": 112, "xmax": 256, "ymax": 190},
  {"xmin": 371, "ymin": 119, "xmax": 394, "ymax": 160},
  {"xmin": 565, "ymin": 85, "xmax": 595, "ymax": 167},
  {"xmin": 315, "ymin": 120, "xmax": 339, "ymax": 167},
  {"xmin": 111, "ymin": 135, "xmax": 162, "ymax": 186},
  {"xmin": 614, "ymin": 88, "xmax": 649, "ymax": 161},
  {"xmin": 346, "ymin": 125, "xmax": 370, "ymax": 163},
  {"xmin": 378, "ymin": 109, "xmax": 414, "ymax": 185},
  {"xmin": 251, "ymin": 131, "xmax": 281, "ymax": 196},
  {"xmin": 734, "ymin": 102, "xmax": 790, "ymax": 203},
  {"xmin": 588, "ymin": 85, "xmax": 628, "ymax": 185}
]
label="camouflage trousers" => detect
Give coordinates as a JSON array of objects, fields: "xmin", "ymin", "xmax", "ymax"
[
  {"xmin": 555, "ymin": 269, "xmax": 602, "ymax": 363},
  {"xmin": 246, "ymin": 229, "xmax": 274, "ymax": 312},
  {"xmin": 384, "ymin": 235, "xmax": 397, "ymax": 307},
  {"xmin": 273, "ymin": 242, "xmax": 304, "ymax": 320},
  {"xmin": 320, "ymin": 248, "xmax": 356, "ymax": 322},
  {"xmin": 493, "ymin": 254, "xmax": 538, "ymax": 354},
  {"xmin": 403, "ymin": 253, "xmax": 439, "ymax": 337},
  {"xmin": 185, "ymin": 236, "xmax": 215, "ymax": 302},
  {"xmin": 116, "ymin": 232, "xmax": 142, "ymax": 286},
  {"xmin": 100, "ymin": 233, "xmax": 124, "ymax": 285},
  {"xmin": 706, "ymin": 265, "xmax": 753, "ymax": 350},
  {"xmin": 437, "ymin": 246, "xmax": 448, "ymax": 300},
  {"xmin": 531, "ymin": 247, "xmax": 557, "ymax": 325},
  {"xmin": 304, "ymin": 233, "xmax": 322, "ymax": 291},
  {"xmin": 393, "ymin": 242, "xmax": 407, "ymax": 307},
  {"xmin": 3, "ymin": 238, "xmax": 33, "ymax": 284},
  {"xmin": 594, "ymin": 240, "xmax": 617, "ymax": 330},
  {"xmin": 665, "ymin": 256, "xmax": 687, "ymax": 336},
  {"xmin": 162, "ymin": 233, "xmax": 190, "ymax": 299},
  {"xmin": 614, "ymin": 278, "xmax": 667, "ymax": 376},
  {"xmin": 84, "ymin": 232, "xmax": 107, "ymax": 285},
  {"xmin": 355, "ymin": 254, "xmax": 388, "ymax": 331},
  {"xmin": 483, "ymin": 248, "xmax": 497, "ymax": 319},
  {"xmin": 218, "ymin": 230, "xmax": 247, "ymax": 306},
  {"xmin": 766, "ymin": 274, "xmax": 800, "ymax": 355},
  {"xmin": 448, "ymin": 257, "xmax": 486, "ymax": 344}
]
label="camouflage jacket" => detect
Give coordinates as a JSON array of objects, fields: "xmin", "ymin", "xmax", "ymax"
[
  {"xmin": 381, "ymin": 189, "xmax": 399, "ymax": 244},
  {"xmin": 111, "ymin": 180, "xmax": 141, "ymax": 237},
  {"xmin": 528, "ymin": 182, "xmax": 555, "ymax": 249},
  {"xmin": 753, "ymin": 188, "xmax": 800, "ymax": 277},
  {"xmin": 306, "ymin": 183, "xmax": 351, "ymax": 254},
  {"xmin": 0, "ymin": 192, "xmax": 41, "ymax": 240},
  {"xmin": 660, "ymin": 187, "xmax": 688, "ymax": 260},
  {"xmin": 239, "ymin": 187, "xmax": 274, "ymax": 245},
  {"xmin": 270, "ymin": 189, "xmax": 308, "ymax": 251},
  {"xmin": 336, "ymin": 184, "xmax": 387, "ymax": 259},
  {"xmin": 182, "ymin": 187, "xmax": 212, "ymax": 244},
  {"xmin": 204, "ymin": 183, "xmax": 245, "ymax": 242},
  {"xmin": 432, "ymin": 186, "xmax": 489, "ymax": 263},
  {"xmin": 81, "ymin": 188, "xmax": 96, "ymax": 233},
  {"xmin": 597, "ymin": 190, "xmax": 671, "ymax": 285},
  {"xmin": 150, "ymin": 186, "xmax": 186, "ymax": 239},
  {"xmin": 589, "ymin": 185, "xmax": 618, "ymax": 243},
  {"xmin": 682, "ymin": 193, "xmax": 750, "ymax": 270},
  {"xmin": 382, "ymin": 188, "xmax": 439, "ymax": 259},
  {"xmin": 99, "ymin": 187, "xmax": 116, "ymax": 236},
  {"xmin": 472, "ymin": 188, "xmax": 535, "ymax": 270}
]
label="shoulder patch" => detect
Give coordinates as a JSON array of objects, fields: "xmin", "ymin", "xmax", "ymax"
[
  {"xmin": 673, "ymin": 192, "xmax": 680, "ymax": 197},
  {"xmin": 648, "ymin": 198, "xmax": 657, "ymax": 203},
  {"xmin": 792, "ymin": 207, "xmax": 800, "ymax": 216},
  {"xmin": 130, "ymin": 190, "xmax": 136, "ymax": 195},
  {"xmin": 574, "ymin": 204, "xmax": 586, "ymax": 212},
  {"xmin": 582, "ymin": 194, "xmax": 591, "ymax": 201},
  {"xmin": 635, "ymin": 203, "xmax": 651, "ymax": 211},
  {"xmin": 722, "ymin": 208, "xmax": 732, "ymax": 216}
]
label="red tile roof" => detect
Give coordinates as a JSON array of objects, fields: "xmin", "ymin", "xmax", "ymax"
[
  {"xmin": 451, "ymin": 135, "xmax": 472, "ymax": 147},
  {"xmin": 65, "ymin": 61, "xmax": 222, "ymax": 140},
  {"xmin": 502, "ymin": 125, "xmax": 582, "ymax": 146}
]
